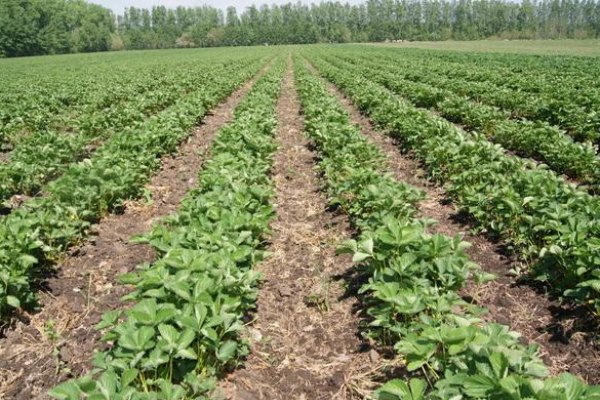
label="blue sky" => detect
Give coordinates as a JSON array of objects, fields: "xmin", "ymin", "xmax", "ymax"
[{"xmin": 91, "ymin": 0, "xmax": 362, "ymax": 14}]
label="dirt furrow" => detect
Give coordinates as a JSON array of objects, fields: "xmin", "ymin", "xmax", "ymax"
[
  {"xmin": 220, "ymin": 63, "xmax": 373, "ymax": 400},
  {"xmin": 0, "ymin": 65, "xmax": 270, "ymax": 400},
  {"xmin": 307, "ymin": 61, "xmax": 600, "ymax": 384}
]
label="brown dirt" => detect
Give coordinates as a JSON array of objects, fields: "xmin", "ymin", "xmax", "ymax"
[
  {"xmin": 220, "ymin": 62, "xmax": 378, "ymax": 400},
  {"xmin": 307, "ymin": 61, "xmax": 600, "ymax": 384},
  {"xmin": 0, "ymin": 65, "xmax": 269, "ymax": 400},
  {"xmin": 0, "ymin": 151, "xmax": 10, "ymax": 163}
]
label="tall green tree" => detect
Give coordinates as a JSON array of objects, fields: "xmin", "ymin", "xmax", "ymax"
[{"xmin": 2, "ymin": 0, "xmax": 600, "ymax": 57}]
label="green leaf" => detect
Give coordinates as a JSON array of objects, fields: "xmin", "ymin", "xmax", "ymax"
[
  {"xmin": 216, "ymin": 340, "xmax": 238, "ymax": 362},
  {"xmin": 463, "ymin": 375, "xmax": 497, "ymax": 397},
  {"xmin": 158, "ymin": 324, "xmax": 179, "ymax": 347},
  {"xmin": 129, "ymin": 299, "xmax": 157, "ymax": 324},
  {"xmin": 97, "ymin": 371, "xmax": 118, "ymax": 399},
  {"xmin": 489, "ymin": 352, "xmax": 508, "ymax": 378},
  {"xmin": 558, "ymin": 373, "xmax": 587, "ymax": 400},
  {"xmin": 6, "ymin": 295, "xmax": 20, "ymax": 308},
  {"xmin": 376, "ymin": 378, "xmax": 426, "ymax": 400},
  {"xmin": 48, "ymin": 380, "xmax": 81, "ymax": 400},
  {"xmin": 408, "ymin": 379, "xmax": 426, "ymax": 399},
  {"xmin": 177, "ymin": 328, "xmax": 196, "ymax": 348},
  {"xmin": 176, "ymin": 347, "xmax": 198, "ymax": 360},
  {"xmin": 95, "ymin": 310, "xmax": 121, "ymax": 330},
  {"xmin": 360, "ymin": 237, "xmax": 374, "ymax": 254},
  {"xmin": 352, "ymin": 252, "xmax": 372, "ymax": 262},
  {"xmin": 118, "ymin": 326, "xmax": 155, "ymax": 351},
  {"xmin": 121, "ymin": 368, "xmax": 139, "ymax": 388},
  {"xmin": 18, "ymin": 254, "xmax": 38, "ymax": 268}
]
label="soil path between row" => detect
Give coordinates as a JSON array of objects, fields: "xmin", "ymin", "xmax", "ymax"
[
  {"xmin": 0, "ymin": 62, "xmax": 271, "ymax": 400},
  {"xmin": 305, "ymin": 59, "xmax": 600, "ymax": 384},
  {"xmin": 221, "ymin": 61, "xmax": 376, "ymax": 400}
]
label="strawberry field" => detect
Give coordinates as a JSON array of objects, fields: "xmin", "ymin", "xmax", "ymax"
[{"xmin": 0, "ymin": 45, "xmax": 599, "ymax": 399}]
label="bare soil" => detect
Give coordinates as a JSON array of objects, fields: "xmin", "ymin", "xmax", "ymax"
[
  {"xmin": 310, "ymin": 62, "xmax": 600, "ymax": 384},
  {"xmin": 0, "ymin": 67, "xmax": 268, "ymax": 400},
  {"xmin": 220, "ymin": 63, "xmax": 380, "ymax": 400}
]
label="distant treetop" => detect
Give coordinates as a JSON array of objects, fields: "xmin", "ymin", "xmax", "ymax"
[{"xmin": 1, "ymin": 0, "xmax": 599, "ymax": 57}]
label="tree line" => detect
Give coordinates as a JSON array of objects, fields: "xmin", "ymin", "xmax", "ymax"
[
  {"xmin": 1, "ymin": 0, "xmax": 600, "ymax": 57},
  {"xmin": 0, "ymin": 0, "xmax": 116, "ymax": 57}
]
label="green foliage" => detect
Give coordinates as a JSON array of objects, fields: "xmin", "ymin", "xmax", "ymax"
[
  {"xmin": 49, "ymin": 60, "xmax": 285, "ymax": 399},
  {"xmin": 293, "ymin": 55, "xmax": 599, "ymax": 399},
  {"xmin": 309, "ymin": 50, "xmax": 600, "ymax": 315},
  {"xmin": 0, "ymin": 50, "xmax": 273, "ymax": 321},
  {"xmin": 116, "ymin": 0, "xmax": 600, "ymax": 49},
  {"xmin": 3, "ymin": 0, "xmax": 600, "ymax": 57},
  {"xmin": 0, "ymin": 0, "xmax": 115, "ymax": 57},
  {"xmin": 0, "ymin": 51, "xmax": 264, "ymax": 204},
  {"xmin": 327, "ymin": 50, "xmax": 600, "ymax": 185}
]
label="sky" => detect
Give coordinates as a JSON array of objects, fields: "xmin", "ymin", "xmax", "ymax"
[{"xmin": 91, "ymin": 0, "xmax": 362, "ymax": 14}]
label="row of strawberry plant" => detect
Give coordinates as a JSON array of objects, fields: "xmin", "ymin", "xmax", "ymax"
[
  {"xmin": 325, "ymin": 52, "xmax": 600, "ymax": 187},
  {"xmin": 0, "ymin": 58, "xmax": 155, "ymax": 146},
  {"xmin": 1, "ymin": 73, "xmax": 155, "ymax": 147},
  {"xmin": 387, "ymin": 53, "xmax": 600, "ymax": 145},
  {"xmin": 306, "ymin": 53, "xmax": 600, "ymax": 316},
  {"xmin": 0, "ymin": 56, "xmax": 261, "ymax": 209},
  {"xmin": 405, "ymin": 67, "xmax": 600, "ymax": 144},
  {"xmin": 293, "ymin": 58, "xmax": 598, "ymax": 399},
  {"xmin": 347, "ymin": 46, "xmax": 600, "ymax": 144},
  {"xmin": 0, "ymin": 56, "xmax": 270, "ymax": 322},
  {"xmin": 0, "ymin": 49, "xmax": 245, "ymax": 146},
  {"xmin": 49, "ymin": 59, "xmax": 284, "ymax": 400},
  {"xmin": 392, "ymin": 47, "xmax": 600, "ymax": 100}
]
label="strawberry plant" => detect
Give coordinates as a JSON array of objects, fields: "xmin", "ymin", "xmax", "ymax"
[
  {"xmin": 309, "ymin": 52, "xmax": 600, "ymax": 315},
  {"xmin": 0, "ymin": 55, "xmax": 267, "ymax": 208},
  {"xmin": 294, "ymin": 55, "xmax": 599, "ymax": 399},
  {"xmin": 49, "ymin": 60, "xmax": 285, "ymax": 399},
  {"xmin": 0, "ymin": 53, "xmax": 273, "ymax": 321},
  {"xmin": 326, "ymin": 52, "xmax": 600, "ymax": 188},
  {"xmin": 338, "ymin": 46, "xmax": 600, "ymax": 144}
]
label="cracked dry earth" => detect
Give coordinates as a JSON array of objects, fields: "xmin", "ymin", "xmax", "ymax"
[
  {"xmin": 310, "ymin": 61, "xmax": 600, "ymax": 384},
  {"xmin": 0, "ymin": 65, "xmax": 268, "ymax": 400},
  {"xmin": 220, "ymin": 66, "xmax": 376, "ymax": 400}
]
